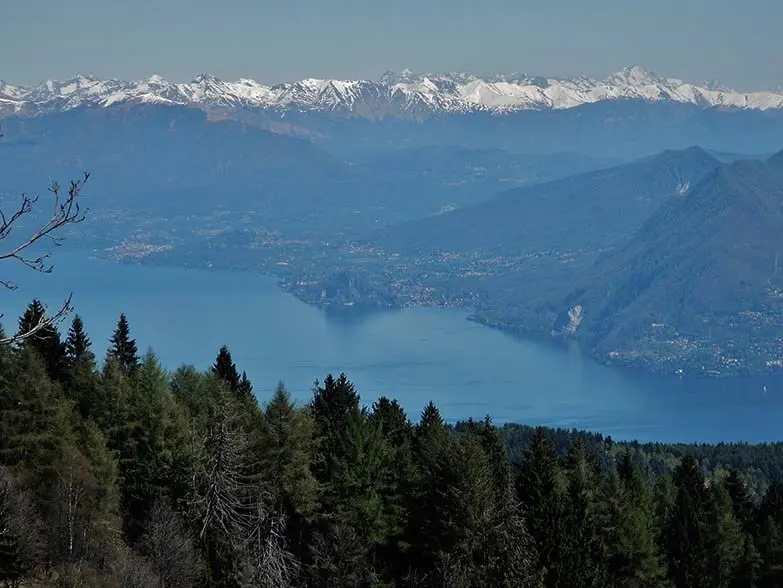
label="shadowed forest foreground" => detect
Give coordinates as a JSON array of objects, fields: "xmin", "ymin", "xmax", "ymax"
[{"xmin": 2, "ymin": 302, "xmax": 783, "ymax": 588}]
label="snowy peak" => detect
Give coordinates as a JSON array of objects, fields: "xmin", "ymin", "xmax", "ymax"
[
  {"xmin": 606, "ymin": 65, "xmax": 663, "ymax": 86},
  {"xmin": 2, "ymin": 66, "xmax": 783, "ymax": 118}
]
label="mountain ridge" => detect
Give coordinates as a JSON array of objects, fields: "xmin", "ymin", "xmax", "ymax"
[
  {"xmin": 366, "ymin": 145, "xmax": 723, "ymax": 255},
  {"xmin": 3, "ymin": 65, "xmax": 783, "ymax": 119},
  {"xmin": 543, "ymin": 152, "xmax": 783, "ymax": 374}
]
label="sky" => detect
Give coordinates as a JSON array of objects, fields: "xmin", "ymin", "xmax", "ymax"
[{"xmin": 1, "ymin": 0, "xmax": 782, "ymax": 90}]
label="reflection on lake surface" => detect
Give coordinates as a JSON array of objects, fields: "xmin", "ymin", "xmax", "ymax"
[{"xmin": 3, "ymin": 250, "xmax": 782, "ymax": 444}]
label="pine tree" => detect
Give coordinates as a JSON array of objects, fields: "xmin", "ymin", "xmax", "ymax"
[
  {"xmin": 310, "ymin": 373, "xmax": 361, "ymax": 482},
  {"xmin": 756, "ymin": 482, "xmax": 783, "ymax": 587},
  {"xmin": 0, "ymin": 348, "xmax": 74, "ymax": 478},
  {"xmin": 559, "ymin": 437, "xmax": 608, "ymax": 588},
  {"xmin": 259, "ymin": 383, "xmax": 319, "ymax": 518},
  {"xmin": 514, "ymin": 427, "xmax": 565, "ymax": 588},
  {"xmin": 16, "ymin": 299, "xmax": 66, "ymax": 380},
  {"xmin": 664, "ymin": 456, "xmax": 712, "ymax": 588},
  {"xmin": 107, "ymin": 313, "xmax": 138, "ymax": 376},
  {"xmin": 120, "ymin": 352, "xmax": 193, "ymax": 540},
  {"xmin": 402, "ymin": 402, "xmax": 452, "ymax": 583},
  {"xmin": 212, "ymin": 345, "xmax": 241, "ymax": 394},
  {"xmin": 722, "ymin": 469, "xmax": 762, "ymax": 587},
  {"xmin": 238, "ymin": 370, "xmax": 253, "ymax": 398},
  {"xmin": 704, "ymin": 482, "xmax": 743, "ymax": 588},
  {"xmin": 604, "ymin": 450, "xmax": 666, "ymax": 588},
  {"xmin": 64, "ymin": 314, "xmax": 95, "ymax": 368},
  {"xmin": 369, "ymin": 395, "xmax": 415, "ymax": 571}
]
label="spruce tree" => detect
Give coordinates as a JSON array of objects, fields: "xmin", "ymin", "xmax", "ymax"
[
  {"xmin": 211, "ymin": 345, "xmax": 241, "ymax": 393},
  {"xmin": 107, "ymin": 313, "xmax": 138, "ymax": 376},
  {"xmin": 64, "ymin": 314, "xmax": 95, "ymax": 368},
  {"xmin": 237, "ymin": 370, "xmax": 253, "ymax": 398},
  {"xmin": 16, "ymin": 299, "xmax": 66, "ymax": 380},
  {"xmin": 514, "ymin": 427, "xmax": 565, "ymax": 588},
  {"xmin": 259, "ymin": 383, "xmax": 319, "ymax": 518},
  {"xmin": 664, "ymin": 456, "xmax": 712, "ymax": 588},
  {"xmin": 402, "ymin": 401, "xmax": 452, "ymax": 582},
  {"xmin": 559, "ymin": 437, "xmax": 608, "ymax": 588},
  {"xmin": 310, "ymin": 373, "xmax": 361, "ymax": 480},
  {"xmin": 756, "ymin": 482, "xmax": 783, "ymax": 587},
  {"xmin": 604, "ymin": 450, "xmax": 666, "ymax": 587}
]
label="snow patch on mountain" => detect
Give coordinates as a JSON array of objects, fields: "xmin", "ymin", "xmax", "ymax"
[{"xmin": 2, "ymin": 66, "xmax": 783, "ymax": 118}]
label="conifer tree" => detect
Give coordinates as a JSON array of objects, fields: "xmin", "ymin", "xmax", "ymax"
[
  {"xmin": 16, "ymin": 299, "xmax": 66, "ymax": 380},
  {"xmin": 514, "ymin": 427, "xmax": 565, "ymax": 588},
  {"xmin": 212, "ymin": 345, "xmax": 241, "ymax": 393},
  {"xmin": 0, "ymin": 348, "xmax": 74, "ymax": 477},
  {"xmin": 369, "ymin": 395, "xmax": 415, "ymax": 570},
  {"xmin": 238, "ymin": 370, "xmax": 253, "ymax": 398},
  {"xmin": 0, "ymin": 467, "xmax": 43, "ymax": 584},
  {"xmin": 107, "ymin": 313, "xmax": 138, "ymax": 376},
  {"xmin": 664, "ymin": 456, "xmax": 713, "ymax": 588},
  {"xmin": 703, "ymin": 482, "xmax": 743, "ymax": 587},
  {"xmin": 604, "ymin": 450, "xmax": 666, "ymax": 587},
  {"xmin": 559, "ymin": 437, "xmax": 608, "ymax": 588},
  {"xmin": 64, "ymin": 314, "xmax": 95, "ymax": 368},
  {"xmin": 310, "ymin": 373, "xmax": 361, "ymax": 481},
  {"xmin": 402, "ymin": 402, "xmax": 452, "ymax": 583},
  {"xmin": 756, "ymin": 481, "xmax": 783, "ymax": 587},
  {"xmin": 259, "ymin": 383, "xmax": 319, "ymax": 518},
  {"xmin": 722, "ymin": 469, "xmax": 762, "ymax": 587}
]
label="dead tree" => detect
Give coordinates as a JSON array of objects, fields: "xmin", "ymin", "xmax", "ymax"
[
  {"xmin": 0, "ymin": 129, "xmax": 88, "ymax": 344},
  {"xmin": 190, "ymin": 402, "xmax": 299, "ymax": 588}
]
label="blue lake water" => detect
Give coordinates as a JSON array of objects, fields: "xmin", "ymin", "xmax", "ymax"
[{"xmin": 2, "ymin": 250, "xmax": 782, "ymax": 444}]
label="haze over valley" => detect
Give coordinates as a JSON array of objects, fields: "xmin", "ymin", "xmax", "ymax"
[{"xmin": 3, "ymin": 67, "xmax": 783, "ymax": 379}]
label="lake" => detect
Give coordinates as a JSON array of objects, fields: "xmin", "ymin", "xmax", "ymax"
[{"xmin": 2, "ymin": 250, "xmax": 782, "ymax": 444}]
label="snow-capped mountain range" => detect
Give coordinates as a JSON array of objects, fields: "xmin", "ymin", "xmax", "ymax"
[{"xmin": 2, "ymin": 66, "xmax": 783, "ymax": 118}]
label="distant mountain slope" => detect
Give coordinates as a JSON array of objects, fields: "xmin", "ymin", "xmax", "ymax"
[
  {"xmin": 0, "ymin": 104, "xmax": 345, "ymax": 201},
  {"xmin": 0, "ymin": 105, "xmax": 622, "ymax": 237},
  {"xmin": 368, "ymin": 146, "xmax": 722, "ymax": 255},
  {"xmin": 540, "ymin": 153, "xmax": 783, "ymax": 374},
  {"xmin": 3, "ymin": 66, "xmax": 783, "ymax": 118}
]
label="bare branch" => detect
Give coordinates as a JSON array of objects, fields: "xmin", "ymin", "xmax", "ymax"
[
  {"xmin": 0, "ymin": 127, "xmax": 90, "ymax": 344},
  {"xmin": 0, "ymin": 293, "xmax": 74, "ymax": 345},
  {"xmin": 0, "ymin": 171, "xmax": 90, "ymax": 271}
]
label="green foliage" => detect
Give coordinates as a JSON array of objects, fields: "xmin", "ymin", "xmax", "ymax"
[
  {"xmin": 17, "ymin": 299, "xmax": 66, "ymax": 380},
  {"xmin": 258, "ymin": 383, "xmax": 319, "ymax": 518},
  {"xmin": 64, "ymin": 314, "xmax": 95, "ymax": 369},
  {"xmin": 212, "ymin": 345, "xmax": 253, "ymax": 400},
  {"xmin": 107, "ymin": 313, "xmax": 138, "ymax": 376},
  {"xmin": 3, "ymin": 309, "xmax": 783, "ymax": 587}
]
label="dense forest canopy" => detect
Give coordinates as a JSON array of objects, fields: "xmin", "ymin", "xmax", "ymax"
[{"xmin": 1, "ymin": 304, "xmax": 783, "ymax": 588}]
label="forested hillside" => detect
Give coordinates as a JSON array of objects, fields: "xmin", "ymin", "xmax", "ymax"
[{"xmin": 2, "ymin": 302, "xmax": 783, "ymax": 587}]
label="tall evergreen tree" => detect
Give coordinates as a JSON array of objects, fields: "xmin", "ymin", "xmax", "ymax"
[
  {"xmin": 64, "ymin": 314, "xmax": 95, "ymax": 368},
  {"xmin": 514, "ymin": 427, "xmax": 565, "ymax": 588},
  {"xmin": 237, "ymin": 370, "xmax": 253, "ymax": 398},
  {"xmin": 559, "ymin": 437, "xmax": 608, "ymax": 588},
  {"xmin": 604, "ymin": 450, "xmax": 667, "ymax": 588},
  {"xmin": 212, "ymin": 345, "xmax": 240, "ymax": 393},
  {"xmin": 310, "ymin": 373, "xmax": 361, "ymax": 482},
  {"xmin": 107, "ymin": 313, "xmax": 138, "ymax": 376},
  {"xmin": 259, "ymin": 383, "xmax": 319, "ymax": 518},
  {"xmin": 722, "ymin": 469, "xmax": 762, "ymax": 587},
  {"xmin": 664, "ymin": 456, "xmax": 712, "ymax": 588},
  {"xmin": 756, "ymin": 481, "xmax": 783, "ymax": 587},
  {"xmin": 16, "ymin": 299, "xmax": 66, "ymax": 380}
]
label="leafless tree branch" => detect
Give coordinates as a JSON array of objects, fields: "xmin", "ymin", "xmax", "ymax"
[{"xmin": 0, "ymin": 127, "xmax": 89, "ymax": 344}]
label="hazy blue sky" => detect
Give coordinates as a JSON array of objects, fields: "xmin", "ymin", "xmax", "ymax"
[{"xmin": 2, "ymin": 0, "xmax": 781, "ymax": 89}]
